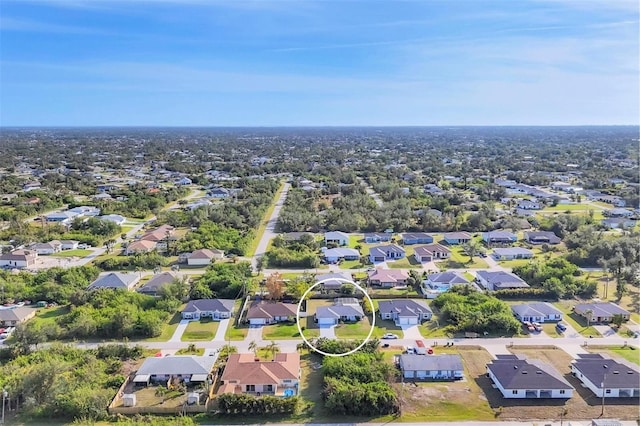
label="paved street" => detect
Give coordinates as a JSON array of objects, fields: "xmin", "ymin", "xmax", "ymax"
[{"xmin": 252, "ymin": 182, "xmax": 291, "ymax": 270}]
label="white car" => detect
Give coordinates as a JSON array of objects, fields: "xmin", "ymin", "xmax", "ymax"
[{"xmin": 382, "ymin": 333, "xmax": 399, "ymax": 339}]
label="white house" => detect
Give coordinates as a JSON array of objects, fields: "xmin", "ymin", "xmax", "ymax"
[
  {"xmin": 511, "ymin": 303, "xmax": 563, "ymax": 323},
  {"xmin": 186, "ymin": 248, "xmax": 225, "ymax": 266},
  {"xmin": 246, "ymin": 302, "xmax": 297, "ymax": 325},
  {"xmin": 399, "ymin": 354, "xmax": 464, "ymax": 380},
  {"xmin": 571, "ymin": 354, "xmax": 639, "ymax": 398},
  {"xmin": 30, "ymin": 241, "xmax": 61, "ymax": 255},
  {"xmin": 181, "ymin": 299, "xmax": 235, "ymax": 320},
  {"xmin": 315, "ymin": 298, "xmax": 364, "ymax": 325},
  {"xmin": 492, "ymin": 247, "xmax": 534, "ymax": 261},
  {"xmin": 413, "ymin": 243, "xmax": 451, "ymax": 262},
  {"xmin": 0, "ymin": 249, "xmax": 37, "ymax": 269},
  {"xmin": 324, "ymin": 231, "xmax": 350, "ymax": 246},
  {"xmin": 378, "ymin": 299, "xmax": 432, "ymax": 325},
  {"xmin": 322, "ymin": 247, "xmax": 360, "ymax": 263},
  {"xmin": 487, "ymin": 355, "xmax": 573, "ymax": 399},
  {"xmin": 99, "ymin": 214, "xmax": 126, "ymax": 225},
  {"xmin": 60, "ymin": 240, "xmax": 80, "ymax": 250}
]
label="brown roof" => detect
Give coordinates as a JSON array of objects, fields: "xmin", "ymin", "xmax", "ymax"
[
  {"xmin": 368, "ymin": 268, "xmax": 408, "ymax": 282},
  {"xmin": 190, "ymin": 248, "xmax": 222, "ymax": 259},
  {"xmin": 220, "ymin": 353, "xmax": 299, "ymax": 386},
  {"xmin": 246, "ymin": 302, "xmax": 297, "ymax": 319},
  {"xmin": 140, "ymin": 224, "xmax": 175, "ymax": 242},
  {"xmin": 0, "ymin": 249, "xmax": 37, "ymax": 262},
  {"xmin": 126, "ymin": 240, "xmax": 157, "ymax": 252}
]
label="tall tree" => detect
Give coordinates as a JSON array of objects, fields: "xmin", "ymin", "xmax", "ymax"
[{"xmin": 265, "ymin": 272, "xmax": 285, "ymax": 301}]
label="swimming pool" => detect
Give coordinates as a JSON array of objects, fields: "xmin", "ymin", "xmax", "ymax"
[{"xmin": 283, "ymin": 389, "xmax": 295, "ymax": 397}]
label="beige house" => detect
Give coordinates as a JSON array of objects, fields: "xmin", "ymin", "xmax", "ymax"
[
  {"xmin": 219, "ymin": 353, "xmax": 300, "ymax": 396},
  {"xmin": 186, "ymin": 248, "xmax": 224, "ymax": 266},
  {"xmin": 0, "ymin": 307, "xmax": 37, "ymax": 327}
]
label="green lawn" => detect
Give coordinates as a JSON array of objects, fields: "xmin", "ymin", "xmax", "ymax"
[
  {"xmin": 542, "ymin": 323, "xmax": 563, "ymax": 338},
  {"xmin": 498, "ymin": 258, "xmax": 534, "ymax": 269},
  {"xmin": 262, "ymin": 322, "xmax": 319, "ymax": 340},
  {"xmin": 181, "ymin": 318, "xmax": 219, "ymax": 341},
  {"xmin": 542, "ymin": 203, "xmax": 592, "ymax": 211},
  {"xmin": 141, "ymin": 309, "xmax": 184, "ymax": 342},
  {"xmin": 387, "ymin": 255, "xmax": 423, "ymax": 269},
  {"xmin": 348, "ymin": 234, "xmax": 363, "ymax": 248},
  {"xmin": 438, "ymin": 247, "xmax": 489, "ymax": 269},
  {"xmin": 51, "ymin": 249, "xmax": 92, "ymax": 258},
  {"xmin": 371, "ymin": 318, "xmax": 402, "ymax": 338},
  {"xmin": 334, "ymin": 315, "xmax": 376, "ymax": 339},
  {"xmin": 225, "ymin": 323, "xmax": 249, "ymax": 341},
  {"xmin": 553, "ymin": 301, "xmax": 602, "ymax": 337},
  {"xmin": 338, "ymin": 259, "xmax": 364, "ymax": 269},
  {"xmin": 246, "ymin": 180, "xmax": 285, "ymax": 257},
  {"xmin": 587, "ymin": 346, "xmax": 640, "ymax": 365},
  {"xmin": 27, "ymin": 305, "xmax": 69, "ymax": 327},
  {"xmin": 419, "ymin": 313, "xmax": 452, "ymax": 338}
]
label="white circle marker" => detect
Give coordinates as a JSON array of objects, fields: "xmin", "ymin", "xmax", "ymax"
[{"xmin": 296, "ymin": 277, "xmax": 375, "ymax": 357}]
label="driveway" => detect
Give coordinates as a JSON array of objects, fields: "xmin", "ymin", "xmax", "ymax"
[
  {"xmin": 319, "ymin": 324, "xmax": 336, "ymax": 338},
  {"xmin": 169, "ymin": 319, "xmax": 190, "ymax": 342},
  {"xmin": 246, "ymin": 324, "xmax": 263, "ymax": 342},
  {"xmin": 400, "ymin": 324, "xmax": 422, "ymax": 340},
  {"xmin": 213, "ymin": 318, "xmax": 231, "ymax": 341}
]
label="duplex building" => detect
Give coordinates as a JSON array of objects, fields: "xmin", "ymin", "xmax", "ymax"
[
  {"xmin": 524, "ymin": 231, "xmax": 561, "ymax": 245},
  {"xmin": 315, "ymin": 298, "xmax": 364, "ymax": 325},
  {"xmin": 492, "ymin": 247, "xmax": 534, "ymax": 261},
  {"xmin": 574, "ymin": 302, "xmax": 630, "ymax": 324},
  {"xmin": 511, "ymin": 303, "xmax": 563, "ymax": 323},
  {"xmin": 378, "ymin": 299, "xmax": 432, "ymax": 325},
  {"xmin": 0, "ymin": 250, "xmax": 37, "ymax": 269},
  {"xmin": 401, "ymin": 233, "xmax": 433, "ymax": 245},
  {"xmin": 482, "ymin": 231, "xmax": 517, "ymax": 245},
  {"xmin": 399, "ymin": 354, "xmax": 463, "ymax": 381},
  {"xmin": 133, "ymin": 356, "xmax": 216, "ymax": 386},
  {"xmin": 442, "ymin": 232, "xmax": 472, "ymax": 245},
  {"xmin": 181, "ymin": 299, "xmax": 235, "ymax": 320},
  {"xmin": 571, "ymin": 354, "xmax": 639, "ymax": 398},
  {"xmin": 87, "ymin": 272, "xmax": 141, "ymax": 291}
]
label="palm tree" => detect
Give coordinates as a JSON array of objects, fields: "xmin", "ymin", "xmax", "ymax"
[
  {"xmin": 296, "ymin": 342, "xmax": 306, "ymax": 353},
  {"xmin": 248, "ymin": 340, "xmax": 258, "ymax": 357},
  {"xmin": 266, "ymin": 340, "xmax": 280, "ymax": 360},
  {"xmin": 584, "ymin": 309, "xmax": 594, "ymax": 325}
]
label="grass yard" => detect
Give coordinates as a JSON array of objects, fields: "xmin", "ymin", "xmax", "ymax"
[
  {"xmin": 141, "ymin": 310, "xmax": 183, "ymax": 342},
  {"xmin": 438, "ymin": 247, "xmax": 489, "ymax": 270},
  {"xmin": 262, "ymin": 322, "xmax": 319, "ymax": 340},
  {"xmin": 553, "ymin": 301, "xmax": 602, "ymax": 337},
  {"xmin": 586, "ymin": 345, "xmax": 640, "ymax": 366},
  {"xmin": 498, "ymin": 258, "xmax": 534, "ymax": 269},
  {"xmin": 542, "ymin": 323, "xmax": 563, "ymax": 338},
  {"xmin": 348, "ymin": 234, "xmax": 363, "ymax": 248},
  {"xmin": 372, "ymin": 318, "xmax": 403, "ymax": 338},
  {"xmin": 181, "ymin": 318, "xmax": 220, "ymax": 341},
  {"xmin": 542, "ymin": 203, "xmax": 592, "ymax": 211},
  {"xmin": 338, "ymin": 259, "xmax": 364, "ymax": 269},
  {"xmin": 27, "ymin": 305, "xmax": 69, "ymax": 327},
  {"xmin": 246, "ymin": 180, "xmax": 285, "ymax": 257},
  {"xmin": 419, "ymin": 313, "xmax": 452, "ymax": 338},
  {"xmin": 387, "ymin": 255, "xmax": 423, "ymax": 269},
  {"xmin": 175, "ymin": 347, "xmax": 205, "ymax": 355},
  {"xmin": 50, "ymin": 249, "xmax": 92, "ymax": 258},
  {"xmin": 225, "ymin": 323, "xmax": 249, "ymax": 341},
  {"xmin": 507, "ymin": 347, "xmax": 640, "ymax": 421},
  {"xmin": 334, "ymin": 315, "xmax": 376, "ymax": 339}
]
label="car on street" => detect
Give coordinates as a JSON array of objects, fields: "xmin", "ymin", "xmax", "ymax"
[
  {"xmin": 382, "ymin": 333, "xmax": 399, "ymax": 339},
  {"xmin": 556, "ymin": 322, "xmax": 567, "ymax": 332}
]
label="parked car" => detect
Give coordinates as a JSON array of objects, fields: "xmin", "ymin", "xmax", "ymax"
[
  {"xmin": 405, "ymin": 346, "xmax": 415, "ymax": 354},
  {"xmin": 532, "ymin": 322, "xmax": 543, "ymax": 332},
  {"xmin": 556, "ymin": 322, "xmax": 567, "ymax": 332},
  {"xmin": 382, "ymin": 333, "xmax": 399, "ymax": 339}
]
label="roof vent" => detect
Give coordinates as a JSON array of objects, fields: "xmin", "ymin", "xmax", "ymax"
[
  {"xmin": 536, "ymin": 371, "xmax": 542, "ymax": 374},
  {"xmin": 522, "ymin": 371, "xmax": 528, "ymax": 374},
  {"xmin": 628, "ymin": 371, "xmax": 633, "ymax": 374},
  {"xmin": 603, "ymin": 364, "xmax": 609, "ymax": 369},
  {"xmin": 514, "ymin": 366, "xmax": 518, "ymax": 369},
  {"xmin": 613, "ymin": 371, "xmax": 619, "ymax": 374}
]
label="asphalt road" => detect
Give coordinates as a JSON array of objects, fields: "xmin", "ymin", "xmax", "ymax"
[{"xmin": 252, "ymin": 182, "xmax": 291, "ymax": 270}]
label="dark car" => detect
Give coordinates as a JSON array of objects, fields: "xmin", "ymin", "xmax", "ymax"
[{"xmin": 556, "ymin": 322, "xmax": 567, "ymax": 332}]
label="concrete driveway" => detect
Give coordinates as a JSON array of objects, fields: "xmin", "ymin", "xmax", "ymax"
[
  {"xmin": 319, "ymin": 324, "xmax": 336, "ymax": 338},
  {"xmin": 593, "ymin": 324, "xmax": 617, "ymax": 337},
  {"xmin": 400, "ymin": 324, "xmax": 422, "ymax": 340},
  {"xmin": 213, "ymin": 318, "xmax": 231, "ymax": 341},
  {"xmin": 169, "ymin": 319, "xmax": 190, "ymax": 342},
  {"xmin": 246, "ymin": 325, "xmax": 263, "ymax": 342}
]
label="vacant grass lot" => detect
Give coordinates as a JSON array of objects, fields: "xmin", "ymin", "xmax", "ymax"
[
  {"xmin": 262, "ymin": 321, "xmax": 319, "ymax": 340},
  {"xmin": 586, "ymin": 345, "xmax": 640, "ymax": 366},
  {"xmin": 439, "ymin": 247, "xmax": 489, "ymax": 269},
  {"xmin": 51, "ymin": 249, "xmax": 92, "ymax": 258},
  {"xmin": 181, "ymin": 318, "xmax": 219, "ymax": 341},
  {"xmin": 27, "ymin": 305, "xmax": 68, "ymax": 327},
  {"xmin": 508, "ymin": 347, "xmax": 640, "ymax": 421},
  {"xmin": 142, "ymin": 311, "xmax": 183, "ymax": 342}
]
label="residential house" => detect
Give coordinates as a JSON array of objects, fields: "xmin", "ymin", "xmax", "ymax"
[
  {"xmin": 133, "ymin": 356, "xmax": 216, "ymax": 386},
  {"xmin": 177, "ymin": 177, "xmax": 193, "ymax": 185},
  {"xmin": 315, "ymin": 298, "xmax": 364, "ymax": 325},
  {"xmin": 601, "ymin": 218, "xmax": 636, "ymax": 229},
  {"xmin": 369, "ymin": 244, "xmax": 405, "ymax": 263},
  {"xmin": 68, "ymin": 206, "xmax": 101, "ymax": 217},
  {"xmin": 423, "ymin": 272, "xmax": 469, "ymax": 298},
  {"xmin": 322, "ymin": 247, "xmax": 360, "ymax": 263},
  {"xmin": 45, "ymin": 211, "xmax": 79, "ymax": 224},
  {"xmin": 517, "ymin": 200, "xmax": 542, "ymax": 210},
  {"xmin": 324, "ymin": 231, "xmax": 349, "ymax": 246},
  {"xmin": 139, "ymin": 224, "xmax": 175, "ymax": 242},
  {"xmin": 186, "ymin": 248, "xmax": 225, "ymax": 266},
  {"xmin": 60, "ymin": 240, "xmax": 79, "ymax": 250},
  {"xmin": 443, "ymin": 232, "xmax": 473, "ymax": 245},
  {"xmin": 378, "ymin": 299, "xmax": 432, "ymax": 325},
  {"xmin": 0, "ymin": 307, "xmax": 37, "ymax": 327},
  {"xmin": 99, "ymin": 214, "xmax": 126, "ymax": 225},
  {"xmin": 0, "ymin": 249, "xmax": 37, "ymax": 269},
  {"xmin": 94, "ymin": 193, "xmax": 113, "ymax": 201},
  {"xmin": 524, "ymin": 231, "xmax": 561, "ymax": 245},
  {"xmin": 125, "ymin": 240, "xmax": 157, "ymax": 255},
  {"xmin": 364, "ymin": 232, "xmax": 392, "ymax": 244},
  {"xmin": 413, "ymin": 244, "xmax": 451, "ymax": 262},
  {"xmin": 208, "ymin": 188, "xmax": 231, "ymax": 198},
  {"xmin": 185, "ymin": 199, "xmax": 212, "ymax": 210},
  {"xmin": 315, "ymin": 272, "xmax": 353, "ymax": 292},
  {"xmin": 246, "ymin": 301, "xmax": 297, "ymax": 325},
  {"xmin": 181, "ymin": 299, "xmax": 235, "ymax": 320},
  {"xmin": 219, "ymin": 353, "xmax": 300, "ymax": 396},
  {"xmin": 603, "ymin": 208, "xmax": 633, "ymax": 218},
  {"xmin": 487, "ymin": 355, "xmax": 574, "ymax": 399},
  {"xmin": 424, "ymin": 183, "xmax": 444, "ymax": 195},
  {"xmin": 23, "ymin": 181, "xmax": 41, "ymax": 191},
  {"xmin": 401, "ymin": 233, "xmax": 433, "ymax": 245},
  {"xmin": 574, "ymin": 303, "xmax": 630, "ymax": 324},
  {"xmin": 137, "ymin": 272, "xmax": 177, "ymax": 296},
  {"xmin": 482, "ymin": 231, "xmax": 517, "ymax": 245},
  {"xmin": 511, "ymin": 303, "xmax": 563, "ymax": 323},
  {"xmin": 399, "ymin": 354, "xmax": 463, "ymax": 380},
  {"xmin": 368, "ymin": 269, "xmax": 409, "ymax": 288},
  {"xmin": 30, "ymin": 241, "xmax": 61, "ymax": 255},
  {"xmin": 492, "ymin": 247, "xmax": 534, "ymax": 261},
  {"xmin": 476, "ymin": 270, "xmax": 530, "ymax": 291},
  {"xmin": 571, "ymin": 354, "xmax": 639, "ymax": 398},
  {"xmin": 87, "ymin": 272, "xmax": 141, "ymax": 291}
]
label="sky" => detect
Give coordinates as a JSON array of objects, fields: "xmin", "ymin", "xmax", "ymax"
[{"xmin": 0, "ymin": 0, "xmax": 638, "ymax": 126}]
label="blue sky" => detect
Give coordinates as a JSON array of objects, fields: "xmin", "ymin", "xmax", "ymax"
[{"xmin": 1, "ymin": 0, "xmax": 638, "ymax": 126}]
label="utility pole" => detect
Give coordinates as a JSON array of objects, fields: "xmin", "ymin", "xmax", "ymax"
[{"xmin": 1, "ymin": 389, "xmax": 7, "ymax": 425}]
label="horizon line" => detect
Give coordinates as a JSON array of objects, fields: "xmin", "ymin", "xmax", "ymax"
[{"xmin": 2, "ymin": 124, "xmax": 639, "ymax": 129}]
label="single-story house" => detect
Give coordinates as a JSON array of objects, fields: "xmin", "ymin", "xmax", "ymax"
[
  {"xmin": 413, "ymin": 243, "xmax": 451, "ymax": 262},
  {"xmin": 139, "ymin": 224, "xmax": 175, "ymax": 242},
  {"xmin": 315, "ymin": 298, "xmax": 364, "ymax": 325},
  {"xmin": 94, "ymin": 193, "xmax": 112, "ymax": 201},
  {"xmin": 399, "ymin": 354, "xmax": 463, "ymax": 380},
  {"xmin": 186, "ymin": 248, "xmax": 225, "ymax": 266},
  {"xmin": 68, "ymin": 206, "xmax": 101, "ymax": 217},
  {"xmin": 524, "ymin": 231, "xmax": 561, "ymax": 245},
  {"xmin": 177, "ymin": 177, "xmax": 193, "ymax": 185},
  {"xmin": 511, "ymin": 303, "xmax": 563, "ymax": 323},
  {"xmin": 30, "ymin": 241, "xmax": 61, "ymax": 255},
  {"xmin": 517, "ymin": 200, "xmax": 542, "ymax": 210},
  {"xmin": 369, "ymin": 244, "xmax": 405, "ymax": 263},
  {"xmin": 603, "ymin": 208, "xmax": 634, "ymax": 218},
  {"xmin": 181, "ymin": 299, "xmax": 235, "ymax": 320},
  {"xmin": 401, "ymin": 233, "xmax": 433, "ymax": 245},
  {"xmin": 424, "ymin": 271, "xmax": 469, "ymax": 292},
  {"xmin": 208, "ymin": 188, "xmax": 231, "ymax": 198},
  {"xmin": 246, "ymin": 302, "xmax": 297, "ymax": 325},
  {"xmin": 45, "ymin": 211, "xmax": 79, "ymax": 224},
  {"xmin": 601, "ymin": 218, "xmax": 636, "ymax": 229},
  {"xmin": 98, "ymin": 214, "xmax": 126, "ymax": 225},
  {"xmin": 87, "ymin": 272, "xmax": 141, "ymax": 291},
  {"xmin": 315, "ymin": 271, "xmax": 353, "ymax": 292},
  {"xmin": 0, "ymin": 307, "xmax": 37, "ymax": 327},
  {"xmin": 0, "ymin": 249, "xmax": 37, "ymax": 269},
  {"xmin": 133, "ymin": 356, "xmax": 216, "ymax": 386},
  {"xmin": 137, "ymin": 272, "xmax": 177, "ymax": 296},
  {"xmin": 368, "ymin": 269, "xmax": 409, "ymax": 288},
  {"xmin": 324, "ymin": 231, "xmax": 349, "ymax": 246},
  {"xmin": 571, "ymin": 354, "xmax": 640, "ymax": 398},
  {"xmin": 487, "ymin": 355, "xmax": 574, "ymax": 399},
  {"xmin": 219, "ymin": 352, "xmax": 300, "ymax": 396},
  {"xmin": 475, "ymin": 270, "xmax": 529, "ymax": 291},
  {"xmin": 492, "ymin": 247, "xmax": 534, "ymax": 261},
  {"xmin": 378, "ymin": 299, "xmax": 432, "ymax": 325},
  {"xmin": 364, "ymin": 232, "xmax": 392, "ymax": 244},
  {"xmin": 125, "ymin": 240, "xmax": 157, "ymax": 255},
  {"xmin": 482, "ymin": 231, "xmax": 517, "ymax": 245},
  {"xmin": 574, "ymin": 302, "xmax": 630, "ymax": 324},
  {"xmin": 443, "ymin": 232, "xmax": 472, "ymax": 245},
  {"xmin": 322, "ymin": 247, "xmax": 360, "ymax": 263},
  {"xmin": 60, "ymin": 240, "xmax": 79, "ymax": 250}
]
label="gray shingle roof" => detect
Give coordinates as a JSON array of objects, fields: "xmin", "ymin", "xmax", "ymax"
[
  {"xmin": 88, "ymin": 272, "xmax": 139, "ymax": 290},
  {"xmin": 488, "ymin": 358, "xmax": 573, "ymax": 391},
  {"xmin": 316, "ymin": 305, "xmax": 364, "ymax": 319},
  {"xmin": 399, "ymin": 354, "xmax": 463, "ymax": 372},
  {"xmin": 573, "ymin": 354, "xmax": 639, "ymax": 389},
  {"xmin": 427, "ymin": 271, "xmax": 469, "ymax": 285},
  {"xmin": 378, "ymin": 300, "xmax": 432, "ymax": 316},
  {"xmin": 138, "ymin": 272, "xmax": 176, "ymax": 294},
  {"xmin": 182, "ymin": 299, "xmax": 235, "ymax": 314},
  {"xmin": 574, "ymin": 302, "xmax": 630, "ymax": 317},
  {"xmin": 511, "ymin": 302, "xmax": 562, "ymax": 318},
  {"xmin": 137, "ymin": 356, "xmax": 216, "ymax": 376}
]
